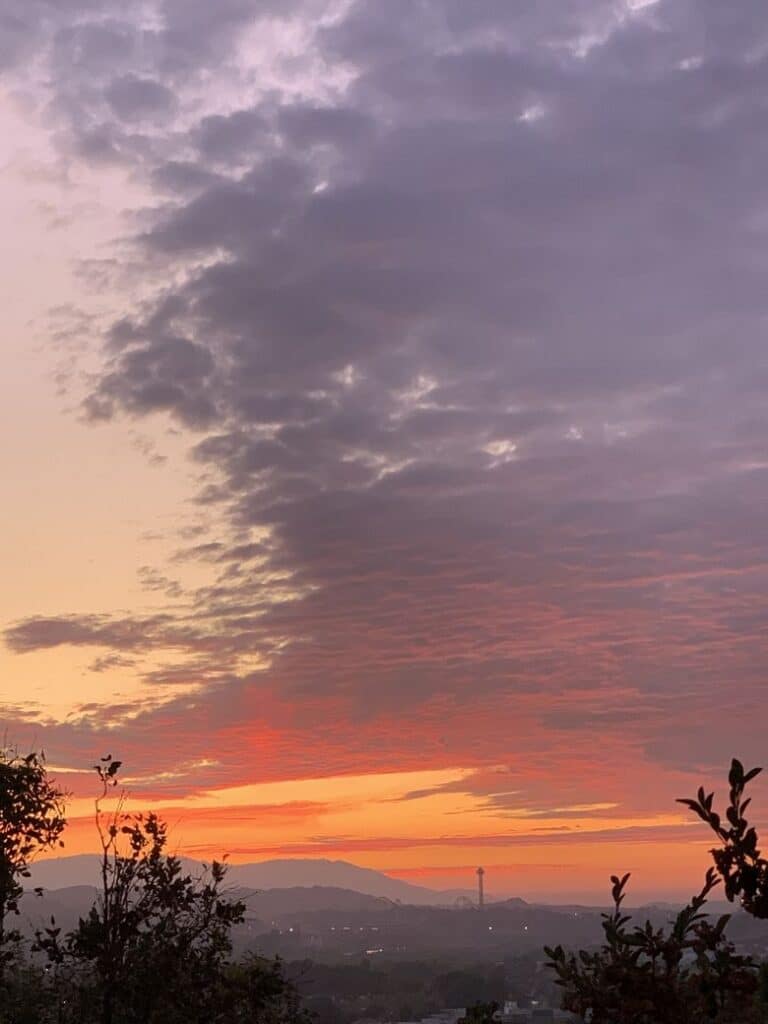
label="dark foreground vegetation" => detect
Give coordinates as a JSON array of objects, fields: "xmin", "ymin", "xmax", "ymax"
[
  {"xmin": 3, "ymin": 751, "xmax": 768, "ymax": 1023},
  {"xmin": 0, "ymin": 751, "xmax": 307, "ymax": 1024},
  {"xmin": 287, "ymin": 955, "xmax": 549, "ymax": 1023},
  {"xmin": 546, "ymin": 759, "xmax": 768, "ymax": 1023}
]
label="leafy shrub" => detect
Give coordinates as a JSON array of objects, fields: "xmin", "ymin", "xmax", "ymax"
[{"xmin": 546, "ymin": 759, "xmax": 768, "ymax": 1024}]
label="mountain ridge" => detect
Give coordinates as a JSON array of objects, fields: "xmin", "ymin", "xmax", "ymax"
[{"xmin": 26, "ymin": 855, "xmax": 479, "ymax": 906}]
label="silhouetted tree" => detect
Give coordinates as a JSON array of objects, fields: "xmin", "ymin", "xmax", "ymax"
[
  {"xmin": 678, "ymin": 759, "xmax": 768, "ymax": 917},
  {"xmin": 546, "ymin": 759, "xmax": 768, "ymax": 1023},
  {"xmin": 35, "ymin": 755, "xmax": 244, "ymax": 1024},
  {"xmin": 0, "ymin": 748, "xmax": 66, "ymax": 984},
  {"xmin": 35, "ymin": 755, "xmax": 306, "ymax": 1024},
  {"xmin": 220, "ymin": 955, "xmax": 314, "ymax": 1023},
  {"xmin": 458, "ymin": 1000, "xmax": 499, "ymax": 1023},
  {"xmin": 436, "ymin": 967, "xmax": 505, "ymax": 1009},
  {"xmin": 546, "ymin": 869, "xmax": 759, "ymax": 1023}
]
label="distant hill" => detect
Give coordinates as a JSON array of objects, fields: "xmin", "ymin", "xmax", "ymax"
[
  {"xmin": 16, "ymin": 884, "xmax": 389, "ymax": 937},
  {"xmin": 225, "ymin": 859, "xmax": 477, "ymax": 905},
  {"xmin": 17, "ymin": 880, "xmax": 768, "ymax": 961},
  {"xmin": 26, "ymin": 855, "xmax": 112, "ymax": 891},
  {"xmin": 240, "ymin": 886, "xmax": 391, "ymax": 920},
  {"xmin": 26, "ymin": 855, "xmax": 477, "ymax": 906},
  {"xmin": 493, "ymin": 896, "xmax": 529, "ymax": 909},
  {"xmin": 15, "ymin": 883, "xmax": 609, "ymax": 957},
  {"xmin": 19, "ymin": 885, "xmax": 98, "ymax": 935}
]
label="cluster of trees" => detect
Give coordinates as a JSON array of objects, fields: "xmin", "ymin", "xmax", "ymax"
[
  {"xmin": 0, "ymin": 750, "xmax": 308, "ymax": 1024},
  {"xmin": 546, "ymin": 759, "xmax": 768, "ymax": 1023},
  {"xmin": 291, "ymin": 956, "xmax": 516, "ymax": 1023}
]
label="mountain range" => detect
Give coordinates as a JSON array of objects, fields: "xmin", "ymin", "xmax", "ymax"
[
  {"xmin": 19, "ymin": 857, "xmax": 768, "ymax": 963},
  {"xmin": 26, "ymin": 855, "xmax": 478, "ymax": 906}
]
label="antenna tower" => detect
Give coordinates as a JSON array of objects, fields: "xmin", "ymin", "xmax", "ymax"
[{"xmin": 477, "ymin": 866, "xmax": 485, "ymax": 908}]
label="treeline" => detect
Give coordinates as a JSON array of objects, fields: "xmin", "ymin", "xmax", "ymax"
[
  {"xmin": 0, "ymin": 751, "xmax": 308, "ymax": 1024},
  {"xmin": 288, "ymin": 956, "xmax": 527, "ymax": 1023}
]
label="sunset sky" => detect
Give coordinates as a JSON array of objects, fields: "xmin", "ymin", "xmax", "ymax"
[{"xmin": 2, "ymin": 0, "xmax": 768, "ymax": 903}]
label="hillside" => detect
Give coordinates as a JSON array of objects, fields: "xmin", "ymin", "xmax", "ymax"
[{"xmin": 18, "ymin": 880, "xmax": 768, "ymax": 963}]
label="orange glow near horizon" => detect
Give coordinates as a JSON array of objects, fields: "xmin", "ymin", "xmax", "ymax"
[{"xmin": 33, "ymin": 763, "xmax": 740, "ymax": 903}]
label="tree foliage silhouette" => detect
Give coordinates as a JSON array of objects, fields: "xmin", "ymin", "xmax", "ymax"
[
  {"xmin": 0, "ymin": 748, "xmax": 66, "ymax": 984},
  {"xmin": 678, "ymin": 758, "xmax": 768, "ymax": 918},
  {"xmin": 546, "ymin": 759, "xmax": 768, "ymax": 1023},
  {"xmin": 77, "ymin": 756, "xmax": 243, "ymax": 1023},
  {"xmin": 29, "ymin": 754, "xmax": 307, "ymax": 1024},
  {"xmin": 458, "ymin": 1000, "xmax": 500, "ymax": 1023},
  {"xmin": 545, "ymin": 869, "xmax": 758, "ymax": 1023}
]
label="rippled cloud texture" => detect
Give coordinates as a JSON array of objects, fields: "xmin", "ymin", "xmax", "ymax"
[{"xmin": 3, "ymin": 0, "xmax": 768, "ymax": 897}]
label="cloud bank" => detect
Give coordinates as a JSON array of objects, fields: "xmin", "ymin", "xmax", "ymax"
[{"xmin": 4, "ymin": 0, "xmax": 768, "ymax": 881}]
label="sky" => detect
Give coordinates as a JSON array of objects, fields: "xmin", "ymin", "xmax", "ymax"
[{"xmin": 2, "ymin": 0, "xmax": 768, "ymax": 904}]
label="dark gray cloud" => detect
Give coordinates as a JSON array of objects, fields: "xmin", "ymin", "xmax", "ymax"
[
  {"xmin": 156, "ymin": 0, "xmax": 305, "ymax": 73},
  {"xmin": 104, "ymin": 74, "xmax": 175, "ymax": 121},
  {"xmin": 86, "ymin": 334, "xmax": 219, "ymax": 426},
  {"xmin": 4, "ymin": 614, "xmax": 173, "ymax": 653},
  {"xmin": 195, "ymin": 109, "xmax": 270, "ymax": 163},
  {"xmin": 6, "ymin": 0, "xmax": 768, "ymax": 794},
  {"xmin": 1, "ymin": 0, "xmax": 315, "ymax": 177}
]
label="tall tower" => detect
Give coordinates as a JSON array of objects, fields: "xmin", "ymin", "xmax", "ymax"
[{"xmin": 477, "ymin": 866, "xmax": 485, "ymax": 908}]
